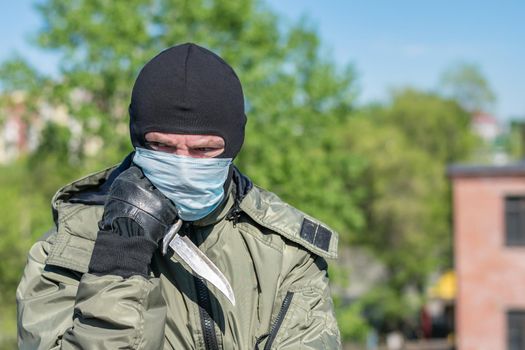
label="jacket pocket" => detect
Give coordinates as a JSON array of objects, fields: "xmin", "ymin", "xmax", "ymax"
[{"xmin": 255, "ymin": 291, "xmax": 294, "ymax": 350}]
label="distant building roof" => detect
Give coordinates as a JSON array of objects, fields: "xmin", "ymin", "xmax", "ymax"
[
  {"xmin": 447, "ymin": 160, "xmax": 525, "ymax": 177},
  {"xmin": 472, "ymin": 111, "xmax": 498, "ymax": 126}
]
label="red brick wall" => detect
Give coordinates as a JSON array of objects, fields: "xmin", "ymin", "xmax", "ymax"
[{"xmin": 453, "ymin": 176, "xmax": 525, "ymax": 350}]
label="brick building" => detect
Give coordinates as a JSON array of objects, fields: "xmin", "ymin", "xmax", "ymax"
[{"xmin": 448, "ymin": 162, "xmax": 525, "ymax": 350}]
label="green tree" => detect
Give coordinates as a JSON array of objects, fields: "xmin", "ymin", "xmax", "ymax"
[
  {"xmin": 378, "ymin": 88, "xmax": 478, "ymax": 164},
  {"xmin": 337, "ymin": 90, "xmax": 479, "ymax": 332},
  {"xmin": 0, "ymin": 57, "xmax": 50, "ymax": 127},
  {"xmin": 0, "ymin": 0, "xmax": 367, "ymax": 345},
  {"xmin": 336, "ymin": 115, "xmax": 446, "ymax": 330},
  {"xmin": 0, "ymin": 160, "xmax": 52, "ymax": 348},
  {"xmin": 0, "ymin": 0, "xmax": 484, "ymax": 344},
  {"xmin": 439, "ymin": 62, "xmax": 496, "ymax": 113},
  {"xmin": 30, "ymin": 0, "xmax": 364, "ymax": 241}
]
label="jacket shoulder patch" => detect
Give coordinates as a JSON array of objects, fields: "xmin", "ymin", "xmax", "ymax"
[
  {"xmin": 239, "ymin": 186, "xmax": 338, "ymax": 259},
  {"xmin": 300, "ymin": 218, "xmax": 332, "ymax": 252}
]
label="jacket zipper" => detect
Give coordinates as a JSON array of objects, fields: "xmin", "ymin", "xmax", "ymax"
[
  {"xmin": 195, "ymin": 277, "xmax": 220, "ymax": 350},
  {"xmin": 258, "ymin": 291, "xmax": 294, "ymax": 350},
  {"xmin": 188, "ymin": 223, "xmax": 220, "ymax": 350}
]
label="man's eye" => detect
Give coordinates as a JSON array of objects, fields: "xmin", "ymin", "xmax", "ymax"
[
  {"xmin": 194, "ymin": 147, "xmax": 215, "ymax": 152},
  {"xmin": 147, "ymin": 142, "xmax": 174, "ymax": 150}
]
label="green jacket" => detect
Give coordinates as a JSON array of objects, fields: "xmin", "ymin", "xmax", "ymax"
[{"xmin": 17, "ymin": 160, "xmax": 341, "ymax": 349}]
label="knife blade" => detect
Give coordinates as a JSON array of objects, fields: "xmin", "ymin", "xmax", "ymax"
[{"xmin": 162, "ymin": 221, "xmax": 236, "ymax": 306}]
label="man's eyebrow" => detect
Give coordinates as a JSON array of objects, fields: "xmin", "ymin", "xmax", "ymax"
[
  {"xmin": 189, "ymin": 139, "xmax": 225, "ymax": 147},
  {"xmin": 145, "ymin": 135, "xmax": 171, "ymax": 143},
  {"xmin": 146, "ymin": 139, "xmax": 176, "ymax": 146}
]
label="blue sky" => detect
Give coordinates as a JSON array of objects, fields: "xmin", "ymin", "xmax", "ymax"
[{"xmin": 1, "ymin": 0, "xmax": 524, "ymax": 120}]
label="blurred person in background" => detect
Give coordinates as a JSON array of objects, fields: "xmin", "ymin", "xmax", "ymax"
[{"xmin": 16, "ymin": 43, "xmax": 341, "ymax": 349}]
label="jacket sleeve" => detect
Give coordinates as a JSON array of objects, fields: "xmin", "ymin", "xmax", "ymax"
[
  {"xmin": 16, "ymin": 235, "xmax": 167, "ymax": 350},
  {"xmin": 262, "ymin": 243, "xmax": 342, "ymax": 350}
]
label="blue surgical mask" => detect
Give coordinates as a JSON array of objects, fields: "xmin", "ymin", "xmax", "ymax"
[{"xmin": 133, "ymin": 147, "xmax": 232, "ymax": 221}]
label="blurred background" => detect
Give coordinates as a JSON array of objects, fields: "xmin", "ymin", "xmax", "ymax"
[{"xmin": 1, "ymin": 1, "xmax": 524, "ymax": 349}]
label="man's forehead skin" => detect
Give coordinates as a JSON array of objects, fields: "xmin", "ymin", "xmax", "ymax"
[{"xmin": 145, "ymin": 132, "xmax": 225, "ymax": 147}]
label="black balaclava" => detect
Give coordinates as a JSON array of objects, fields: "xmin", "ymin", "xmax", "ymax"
[{"xmin": 129, "ymin": 43, "xmax": 246, "ymax": 159}]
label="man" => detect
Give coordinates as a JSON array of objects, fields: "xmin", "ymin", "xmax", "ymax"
[{"xmin": 17, "ymin": 43, "xmax": 341, "ymax": 349}]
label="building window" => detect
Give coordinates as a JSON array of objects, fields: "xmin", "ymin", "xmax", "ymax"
[
  {"xmin": 505, "ymin": 196, "xmax": 525, "ymax": 246},
  {"xmin": 508, "ymin": 310, "xmax": 525, "ymax": 350}
]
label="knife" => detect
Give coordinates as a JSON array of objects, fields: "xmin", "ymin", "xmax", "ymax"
[{"xmin": 162, "ymin": 220, "xmax": 236, "ymax": 306}]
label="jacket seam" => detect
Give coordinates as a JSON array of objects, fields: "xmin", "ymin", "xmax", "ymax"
[
  {"xmin": 46, "ymin": 231, "xmax": 96, "ymax": 273},
  {"xmin": 287, "ymin": 285, "xmax": 325, "ymax": 294},
  {"xmin": 237, "ymin": 222, "xmax": 283, "ymax": 253},
  {"xmin": 132, "ymin": 278, "xmax": 149, "ymax": 349},
  {"xmin": 57, "ymin": 205, "xmax": 86, "ymax": 224}
]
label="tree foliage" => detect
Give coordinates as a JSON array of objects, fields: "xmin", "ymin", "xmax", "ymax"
[
  {"xmin": 0, "ymin": 0, "xmax": 482, "ymax": 346},
  {"xmin": 337, "ymin": 90, "xmax": 478, "ymax": 332},
  {"xmin": 439, "ymin": 62, "xmax": 496, "ymax": 113}
]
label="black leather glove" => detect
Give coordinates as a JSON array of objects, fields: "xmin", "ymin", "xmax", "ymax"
[{"xmin": 88, "ymin": 165, "xmax": 178, "ymax": 278}]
